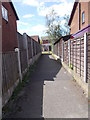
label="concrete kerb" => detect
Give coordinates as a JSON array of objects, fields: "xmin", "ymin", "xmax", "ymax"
[{"xmin": 52, "ymin": 53, "xmax": 88, "ymax": 97}]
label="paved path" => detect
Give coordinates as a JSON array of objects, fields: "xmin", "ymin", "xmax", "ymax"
[{"xmin": 5, "ymin": 54, "xmax": 88, "ymax": 118}]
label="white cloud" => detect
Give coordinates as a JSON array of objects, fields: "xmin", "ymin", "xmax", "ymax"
[
  {"xmin": 22, "ymin": 0, "xmax": 39, "ymax": 7},
  {"xmin": 17, "ymin": 21, "xmax": 29, "ymax": 26},
  {"xmin": 43, "ymin": 0, "xmax": 66, "ymax": 3},
  {"xmin": 23, "ymin": 14, "xmax": 34, "ymax": 18},
  {"xmin": 20, "ymin": 0, "xmax": 74, "ymax": 17},
  {"xmin": 17, "ymin": 24, "xmax": 47, "ymax": 37},
  {"xmin": 31, "ymin": 24, "xmax": 46, "ymax": 33},
  {"xmin": 38, "ymin": 1, "xmax": 73, "ymax": 17}
]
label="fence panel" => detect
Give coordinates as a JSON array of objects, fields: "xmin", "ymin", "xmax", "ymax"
[
  {"xmin": 60, "ymin": 39, "xmax": 63, "ymax": 60},
  {"xmin": 2, "ymin": 52, "xmax": 19, "ymax": 94},
  {"xmin": 53, "ymin": 34, "xmax": 90, "ymax": 82},
  {"xmin": 27, "ymin": 35, "xmax": 32, "ymax": 59},
  {"xmin": 63, "ymin": 41, "xmax": 69, "ymax": 65},
  {"xmin": 53, "ymin": 44, "xmax": 57, "ymax": 55},
  {"xmin": 70, "ymin": 36, "xmax": 84, "ymax": 79},
  {"xmin": 87, "ymin": 33, "xmax": 90, "ymax": 82}
]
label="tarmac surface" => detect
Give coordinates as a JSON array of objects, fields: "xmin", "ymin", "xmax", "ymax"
[{"xmin": 4, "ymin": 54, "xmax": 88, "ymax": 119}]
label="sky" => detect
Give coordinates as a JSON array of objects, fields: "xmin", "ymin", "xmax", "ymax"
[{"xmin": 13, "ymin": 0, "xmax": 74, "ymax": 38}]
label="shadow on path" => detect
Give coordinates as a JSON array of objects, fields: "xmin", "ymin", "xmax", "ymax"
[{"xmin": 4, "ymin": 54, "xmax": 62, "ymax": 118}]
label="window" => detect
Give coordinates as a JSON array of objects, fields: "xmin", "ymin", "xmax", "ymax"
[
  {"xmin": 82, "ymin": 11, "xmax": 85, "ymax": 24},
  {"xmin": 2, "ymin": 5, "xmax": 8, "ymax": 21}
]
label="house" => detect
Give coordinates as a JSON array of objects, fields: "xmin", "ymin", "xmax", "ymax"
[
  {"xmin": 41, "ymin": 36, "xmax": 52, "ymax": 52},
  {"xmin": 68, "ymin": 1, "xmax": 90, "ymax": 37},
  {"xmin": 31, "ymin": 35, "xmax": 40, "ymax": 43},
  {"xmin": 1, "ymin": 1, "xmax": 19, "ymax": 52},
  {"xmin": 0, "ymin": 2, "xmax": 2, "ymax": 53}
]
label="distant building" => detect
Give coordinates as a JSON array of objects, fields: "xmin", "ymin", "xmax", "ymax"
[
  {"xmin": 31, "ymin": 35, "xmax": 40, "ymax": 43},
  {"xmin": 68, "ymin": 1, "xmax": 90, "ymax": 38},
  {"xmin": 1, "ymin": 1, "xmax": 19, "ymax": 52},
  {"xmin": 41, "ymin": 36, "xmax": 52, "ymax": 52}
]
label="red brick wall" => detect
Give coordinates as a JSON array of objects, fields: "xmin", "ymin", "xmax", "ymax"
[
  {"xmin": 43, "ymin": 40, "xmax": 49, "ymax": 44},
  {"xmin": 70, "ymin": 2, "xmax": 89, "ymax": 35},
  {"xmin": 0, "ymin": 2, "xmax": 2, "ymax": 52},
  {"xmin": 2, "ymin": 2, "xmax": 18, "ymax": 52}
]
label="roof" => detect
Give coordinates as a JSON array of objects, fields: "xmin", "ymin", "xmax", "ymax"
[
  {"xmin": 68, "ymin": 2, "xmax": 78, "ymax": 26},
  {"xmin": 54, "ymin": 35, "xmax": 71, "ymax": 45},
  {"xmin": 31, "ymin": 35, "xmax": 40, "ymax": 43},
  {"xmin": 10, "ymin": 2, "xmax": 19, "ymax": 20}
]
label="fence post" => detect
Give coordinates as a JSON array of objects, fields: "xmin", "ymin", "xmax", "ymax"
[
  {"xmin": 0, "ymin": 1, "xmax": 2, "ymax": 119},
  {"xmin": 62, "ymin": 40, "xmax": 64, "ymax": 62},
  {"xmin": 84, "ymin": 33, "xmax": 88, "ymax": 83},
  {"xmin": 31, "ymin": 39, "xmax": 34, "ymax": 58},
  {"xmin": 23, "ymin": 33, "xmax": 29, "ymax": 67},
  {"xmin": 68, "ymin": 39, "xmax": 71, "ymax": 67},
  {"xmin": 35, "ymin": 42, "xmax": 36, "ymax": 56},
  {"xmin": 15, "ymin": 48, "xmax": 22, "ymax": 82}
]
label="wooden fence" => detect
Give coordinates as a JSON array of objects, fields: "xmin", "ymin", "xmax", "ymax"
[
  {"xmin": 53, "ymin": 33, "xmax": 90, "ymax": 83},
  {"xmin": 2, "ymin": 52, "xmax": 19, "ymax": 95},
  {"xmin": 2, "ymin": 32, "xmax": 41, "ymax": 106},
  {"xmin": 87, "ymin": 33, "xmax": 90, "ymax": 82},
  {"xmin": 71, "ymin": 36, "xmax": 84, "ymax": 80},
  {"xmin": 63, "ymin": 40, "xmax": 69, "ymax": 66}
]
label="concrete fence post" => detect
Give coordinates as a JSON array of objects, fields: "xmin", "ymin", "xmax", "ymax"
[
  {"xmin": 68, "ymin": 39, "xmax": 71, "ymax": 67},
  {"xmin": 62, "ymin": 40, "xmax": 64, "ymax": 62},
  {"xmin": 84, "ymin": 33, "xmax": 88, "ymax": 83},
  {"xmin": 31, "ymin": 39, "xmax": 33, "ymax": 58},
  {"xmin": 23, "ymin": 33, "xmax": 29, "ymax": 67},
  {"xmin": 15, "ymin": 48, "xmax": 22, "ymax": 82},
  {"xmin": 35, "ymin": 42, "xmax": 36, "ymax": 56}
]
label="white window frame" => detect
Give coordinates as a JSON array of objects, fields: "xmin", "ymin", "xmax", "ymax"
[{"xmin": 2, "ymin": 5, "xmax": 8, "ymax": 22}]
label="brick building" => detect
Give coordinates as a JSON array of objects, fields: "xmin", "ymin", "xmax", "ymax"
[
  {"xmin": 1, "ymin": 2, "xmax": 19, "ymax": 52},
  {"xmin": 41, "ymin": 36, "xmax": 52, "ymax": 52},
  {"xmin": 68, "ymin": 1, "xmax": 90, "ymax": 37}
]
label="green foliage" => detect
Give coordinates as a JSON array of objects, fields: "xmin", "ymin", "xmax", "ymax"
[
  {"xmin": 45, "ymin": 9, "xmax": 62, "ymax": 42},
  {"xmin": 63, "ymin": 14, "xmax": 70, "ymax": 35},
  {"xmin": 70, "ymin": 63, "xmax": 73, "ymax": 70},
  {"xmin": 45, "ymin": 9, "xmax": 71, "ymax": 42}
]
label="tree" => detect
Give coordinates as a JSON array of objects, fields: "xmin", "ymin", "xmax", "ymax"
[
  {"xmin": 63, "ymin": 14, "xmax": 70, "ymax": 35},
  {"xmin": 46, "ymin": 9, "xmax": 62, "ymax": 42}
]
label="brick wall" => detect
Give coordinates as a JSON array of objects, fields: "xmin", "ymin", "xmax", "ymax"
[
  {"xmin": 70, "ymin": 2, "xmax": 89, "ymax": 35},
  {"xmin": 88, "ymin": 2, "xmax": 90, "ymax": 25},
  {"xmin": 2, "ymin": 2, "xmax": 18, "ymax": 52}
]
